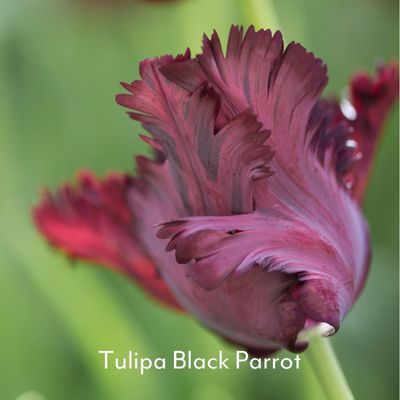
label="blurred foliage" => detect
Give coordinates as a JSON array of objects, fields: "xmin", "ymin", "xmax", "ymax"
[{"xmin": 0, "ymin": 0, "xmax": 398, "ymax": 399}]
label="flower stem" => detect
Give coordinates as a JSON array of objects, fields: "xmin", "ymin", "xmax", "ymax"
[{"xmin": 305, "ymin": 335, "xmax": 355, "ymax": 400}]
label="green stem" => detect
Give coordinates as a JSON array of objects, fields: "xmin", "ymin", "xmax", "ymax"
[
  {"xmin": 238, "ymin": 0, "xmax": 280, "ymax": 31},
  {"xmin": 305, "ymin": 335, "xmax": 355, "ymax": 400}
]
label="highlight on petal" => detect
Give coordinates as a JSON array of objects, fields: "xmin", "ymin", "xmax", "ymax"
[
  {"xmin": 337, "ymin": 63, "xmax": 398, "ymax": 202},
  {"xmin": 32, "ymin": 170, "xmax": 182, "ymax": 310},
  {"xmin": 307, "ymin": 63, "xmax": 398, "ymax": 204}
]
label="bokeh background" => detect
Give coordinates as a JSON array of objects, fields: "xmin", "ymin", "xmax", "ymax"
[{"xmin": 0, "ymin": 0, "xmax": 398, "ymax": 399}]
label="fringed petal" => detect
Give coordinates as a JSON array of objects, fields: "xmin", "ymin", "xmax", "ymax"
[
  {"xmin": 33, "ymin": 170, "xmax": 182, "ymax": 310},
  {"xmin": 117, "ymin": 55, "xmax": 274, "ymax": 215},
  {"xmin": 320, "ymin": 63, "xmax": 398, "ymax": 202}
]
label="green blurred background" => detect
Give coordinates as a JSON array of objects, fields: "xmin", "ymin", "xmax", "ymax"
[{"xmin": 0, "ymin": 0, "xmax": 398, "ymax": 399}]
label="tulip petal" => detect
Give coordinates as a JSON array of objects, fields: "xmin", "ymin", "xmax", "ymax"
[
  {"xmin": 320, "ymin": 63, "xmax": 398, "ymax": 202},
  {"xmin": 163, "ymin": 25, "xmax": 327, "ymax": 167},
  {"xmin": 157, "ymin": 208, "xmax": 368, "ymax": 333},
  {"xmin": 117, "ymin": 55, "xmax": 274, "ymax": 215},
  {"xmin": 32, "ymin": 170, "xmax": 182, "ymax": 310}
]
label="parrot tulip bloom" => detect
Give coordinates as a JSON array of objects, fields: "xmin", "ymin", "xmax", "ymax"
[{"xmin": 33, "ymin": 26, "xmax": 398, "ymax": 355}]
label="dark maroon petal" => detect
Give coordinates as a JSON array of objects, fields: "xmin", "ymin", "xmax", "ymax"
[
  {"xmin": 32, "ymin": 170, "xmax": 183, "ymax": 310},
  {"xmin": 192, "ymin": 266, "xmax": 307, "ymax": 353},
  {"xmin": 292, "ymin": 279, "xmax": 342, "ymax": 332},
  {"xmin": 155, "ymin": 207, "xmax": 370, "ymax": 350},
  {"xmin": 117, "ymin": 54, "xmax": 274, "ymax": 215},
  {"xmin": 157, "ymin": 208, "xmax": 366, "ymax": 316},
  {"xmin": 163, "ymin": 26, "xmax": 327, "ymax": 163},
  {"xmin": 339, "ymin": 63, "xmax": 398, "ymax": 202},
  {"xmin": 307, "ymin": 63, "xmax": 398, "ymax": 202}
]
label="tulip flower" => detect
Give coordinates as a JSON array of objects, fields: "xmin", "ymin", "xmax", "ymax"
[{"xmin": 33, "ymin": 26, "xmax": 398, "ymax": 356}]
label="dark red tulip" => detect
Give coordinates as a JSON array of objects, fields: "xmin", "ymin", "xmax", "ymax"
[{"xmin": 33, "ymin": 26, "xmax": 398, "ymax": 355}]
